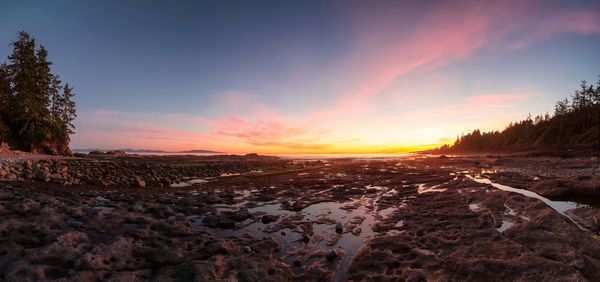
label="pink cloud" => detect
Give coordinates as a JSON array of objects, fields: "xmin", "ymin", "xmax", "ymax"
[
  {"xmin": 208, "ymin": 109, "xmax": 331, "ymax": 150},
  {"xmin": 73, "ymin": 1, "xmax": 600, "ymax": 152},
  {"xmin": 312, "ymin": 0, "xmax": 600, "ymax": 121}
]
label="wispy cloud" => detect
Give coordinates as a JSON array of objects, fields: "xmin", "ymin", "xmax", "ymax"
[{"xmin": 71, "ymin": 1, "xmax": 600, "ymax": 153}]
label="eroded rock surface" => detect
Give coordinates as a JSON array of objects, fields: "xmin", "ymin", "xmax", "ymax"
[{"xmin": 1, "ymin": 153, "xmax": 599, "ymax": 280}]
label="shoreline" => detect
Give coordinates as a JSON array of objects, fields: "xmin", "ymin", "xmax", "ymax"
[{"xmin": 1, "ymin": 150, "xmax": 599, "ymax": 280}]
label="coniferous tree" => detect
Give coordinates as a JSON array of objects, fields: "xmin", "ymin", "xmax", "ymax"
[
  {"xmin": 7, "ymin": 31, "xmax": 38, "ymax": 136},
  {"xmin": 0, "ymin": 63, "xmax": 10, "ymax": 114},
  {"xmin": 440, "ymin": 78, "xmax": 600, "ymax": 152},
  {"xmin": 0, "ymin": 31, "xmax": 77, "ymax": 154},
  {"xmin": 60, "ymin": 83, "xmax": 76, "ymax": 138}
]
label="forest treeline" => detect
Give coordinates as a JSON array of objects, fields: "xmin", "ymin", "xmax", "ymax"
[
  {"xmin": 0, "ymin": 32, "xmax": 76, "ymax": 155},
  {"xmin": 438, "ymin": 78, "xmax": 600, "ymax": 152}
]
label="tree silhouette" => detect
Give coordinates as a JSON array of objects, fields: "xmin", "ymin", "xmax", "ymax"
[
  {"xmin": 439, "ymin": 78, "xmax": 600, "ymax": 152},
  {"xmin": 0, "ymin": 31, "xmax": 76, "ymax": 155}
]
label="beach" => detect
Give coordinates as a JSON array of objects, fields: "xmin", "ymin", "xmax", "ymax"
[{"xmin": 1, "ymin": 150, "xmax": 599, "ymax": 280}]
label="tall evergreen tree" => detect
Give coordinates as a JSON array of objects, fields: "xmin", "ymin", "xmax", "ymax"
[
  {"xmin": 0, "ymin": 63, "xmax": 11, "ymax": 114},
  {"xmin": 60, "ymin": 83, "xmax": 76, "ymax": 138},
  {"xmin": 49, "ymin": 75, "xmax": 63, "ymax": 126},
  {"xmin": 0, "ymin": 31, "xmax": 77, "ymax": 154},
  {"xmin": 7, "ymin": 31, "xmax": 38, "ymax": 135}
]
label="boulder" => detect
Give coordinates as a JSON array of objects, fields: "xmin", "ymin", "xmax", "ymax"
[
  {"xmin": 135, "ymin": 177, "xmax": 146, "ymax": 188},
  {"xmin": 261, "ymin": 215, "xmax": 279, "ymax": 224},
  {"xmin": 326, "ymin": 249, "xmax": 338, "ymax": 260},
  {"xmin": 335, "ymin": 222, "xmax": 343, "ymax": 234},
  {"xmin": 0, "ymin": 142, "xmax": 10, "ymax": 153},
  {"xmin": 50, "ymin": 173, "xmax": 63, "ymax": 180},
  {"xmin": 35, "ymin": 169, "xmax": 51, "ymax": 182},
  {"xmin": 23, "ymin": 161, "xmax": 33, "ymax": 170}
]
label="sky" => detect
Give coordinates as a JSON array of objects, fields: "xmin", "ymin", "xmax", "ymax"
[{"xmin": 1, "ymin": 0, "xmax": 600, "ymax": 154}]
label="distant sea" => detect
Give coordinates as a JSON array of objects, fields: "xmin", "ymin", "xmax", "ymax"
[
  {"xmin": 72, "ymin": 150, "xmax": 418, "ymax": 160},
  {"xmin": 273, "ymin": 153, "xmax": 417, "ymax": 160}
]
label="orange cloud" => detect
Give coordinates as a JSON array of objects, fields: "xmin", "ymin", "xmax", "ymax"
[{"xmin": 72, "ymin": 2, "xmax": 600, "ymax": 154}]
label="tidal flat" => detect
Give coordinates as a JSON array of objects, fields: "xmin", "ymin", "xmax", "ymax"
[{"xmin": 1, "ymin": 151, "xmax": 599, "ymax": 281}]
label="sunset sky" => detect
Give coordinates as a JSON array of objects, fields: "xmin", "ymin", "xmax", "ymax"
[{"xmin": 1, "ymin": 0, "xmax": 600, "ymax": 154}]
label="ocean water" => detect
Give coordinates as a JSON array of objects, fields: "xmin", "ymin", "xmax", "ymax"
[{"xmin": 73, "ymin": 150, "xmax": 419, "ymax": 160}]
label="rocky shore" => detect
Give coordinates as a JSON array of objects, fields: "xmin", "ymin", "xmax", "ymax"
[
  {"xmin": 1, "ymin": 151, "xmax": 600, "ymax": 280},
  {"xmin": 0, "ymin": 153, "xmax": 310, "ymax": 188}
]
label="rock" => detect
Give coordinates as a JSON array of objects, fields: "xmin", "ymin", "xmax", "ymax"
[
  {"xmin": 335, "ymin": 222, "xmax": 343, "ymax": 234},
  {"xmin": 145, "ymin": 205, "xmax": 176, "ymax": 218},
  {"xmin": 0, "ymin": 142, "xmax": 10, "ymax": 153},
  {"xmin": 243, "ymin": 246, "xmax": 252, "ymax": 253},
  {"xmin": 225, "ymin": 210, "xmax": 252, "ymax": 222},
  {"xmin": 35, "ymin": 169, "xmax": 50, "ymax": 182},
  {"xmin": 202, "ymin": 214, "xmax": 236, "ymax": 229},
  {"xmin": 50, "ymin": 173, "xmax": 63, "ymax": 180},
  {"xmin": 293, "ymin": 259, "xmax": 302, "ymax": 266},
  {"xmin": 106, "ymin": 150, "xmax": 127, "ymax": 156},
  {"xmin": 281, "ymin": 231, "xmax": 287, "ymax": 236},
  {"xmin": 326, "ymin": 249, "xmax": 338, "ymax": 260},
  {"xmin": 261, "ymin": 214, "xmax": 279, "ymax": 224},
  {"xmin": 531, "ymin": 176, "xmax": 600, "ymax": 198},
  {"xmin": 135, "ymin": 177, "xmax": 146, "ymax": 188},
  {"xmin": 162, "ymin": 177, "xmax": 172, "ymax": 188},
  {"xmin": 151, "ymin": 249, "xmax": 184, "ymax": 265},
  {"xmin": 88, "ymin": 151, "xmax": 105, "ymax": 155},
  {"xmin": 206, "ymin": 241, "xmax": 230, "ymax": 255}
]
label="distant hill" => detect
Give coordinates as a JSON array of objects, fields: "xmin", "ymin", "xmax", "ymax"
[
  {"xmin": 73, "ymin": 148, "xmax": 222, "ymax": 154},
  {"xmin": 178, "ymin": 150, "xmax": 222, "ymax": 153},
  {"xmin": 436, "ymin": 78, "xmax": 600, "ymax": 153}
]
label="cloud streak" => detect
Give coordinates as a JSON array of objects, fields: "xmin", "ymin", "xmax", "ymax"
[{"xmin": 71, "ymin": 1, "xmax": 600, "ymax": 153}]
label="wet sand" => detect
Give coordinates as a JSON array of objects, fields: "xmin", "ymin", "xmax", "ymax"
[{"xmin": 1, "ymin": 152, "xmax": 599, "ymax": 281}]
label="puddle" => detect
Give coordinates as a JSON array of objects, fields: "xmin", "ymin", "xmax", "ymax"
[
  {"xmin": 248, "ymin": 203, "xmax": 296, "ymax": 217},
  {"xmin": 365, "ymin": 185, "xmax": 385, "ymax": 191},
  {"xmin": 496, "ymin": 220, "xmax": 513, "ymax": 232},
  {"xmin": 417, "ymin": 184, "xmax": 447, "ymax": 194},
  {"xmin": 504, "ymin": 204, "xmax": 516, "ymax": 216},
  {"xmin": 93, "ymin": 206, "xmax": 115, "ymax": 211},
  {"xmin": 194, "ymin": 186, "xmax": 400, "ymax": 280},
  {"xmin": 171, "ymin": 178, "xmax": 208, "ymax": 188},
  {"xmin": 467, "ymin": 175, "xmax": 590, "ymax": 230}
]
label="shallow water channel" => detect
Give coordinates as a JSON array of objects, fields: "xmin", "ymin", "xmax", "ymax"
[
  {"xmin": 189, "ymin": 184, "xmax": 400, "ymax": 280},
  {"xmin": 186, "ymin": 167, "xmax": 597, "ymax": 280},
  {"xmin": 466, "ymin": 174, "xmax": 591, "ymax": 230}
]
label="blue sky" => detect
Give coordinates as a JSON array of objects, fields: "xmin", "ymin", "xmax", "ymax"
[{"xmin": 1, "ymin": 0, "xmax": 599, "ymax": 153}]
